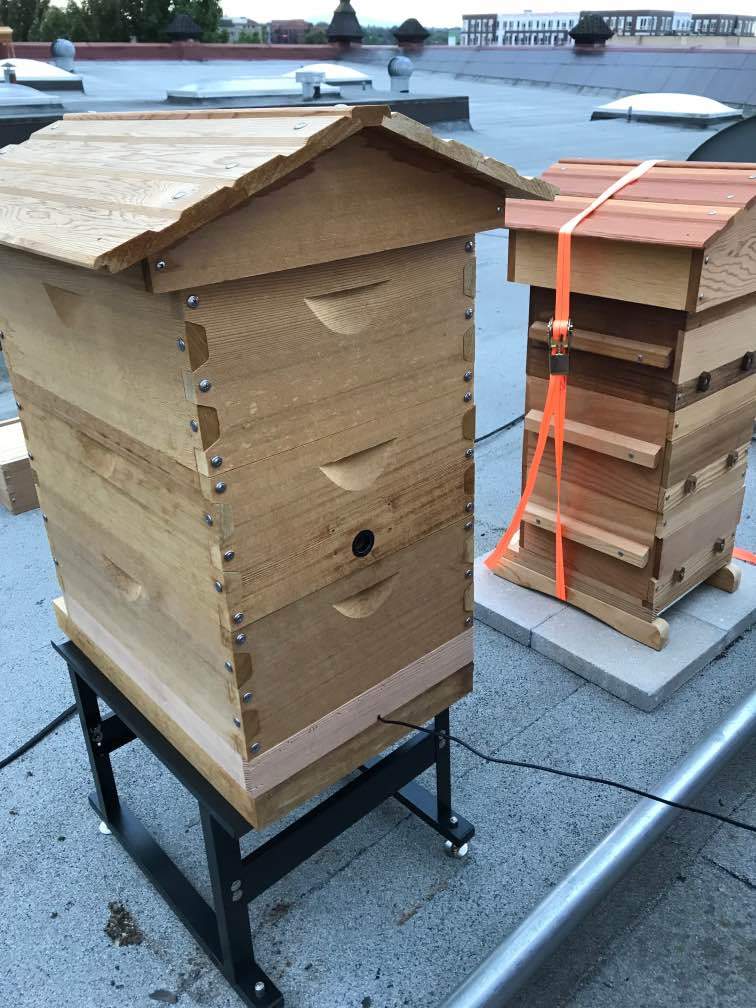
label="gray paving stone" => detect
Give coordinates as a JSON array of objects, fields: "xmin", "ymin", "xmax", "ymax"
[
  {"xmin": 676, "ymin": 560, "xmax": 756, "ymax": 643},
  {"xmin": 474, "ymin": 555, "xmax": 563, "ymax": 646},
  {"xmin": 474, "ymin": 554, "xmax": 756, "ymax": 712},
  {"xmin": 531, "ymin": 607, "xmax": 726, "ymax": 712}
]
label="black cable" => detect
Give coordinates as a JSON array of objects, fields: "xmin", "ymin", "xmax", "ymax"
[
  {"xmin": 474, "ymin": 413, "xmax": 525, "ymax": 445},
  {"xmin": 378, "ymin": 716, "xmax": 756, "ymax": 836},
  {"xmin": 0, "ymin": 703, "xmax": 77, "ymax": 771}
]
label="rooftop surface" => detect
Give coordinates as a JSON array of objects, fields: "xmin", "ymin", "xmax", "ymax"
[{"xmin": 1, "ymin": 67, "xmax": 754, "ymax": 1008}]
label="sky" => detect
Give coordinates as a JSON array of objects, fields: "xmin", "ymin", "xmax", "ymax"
[{"xmin": 222, "ymin": 2, "xmax": 756, "ymax": 28}]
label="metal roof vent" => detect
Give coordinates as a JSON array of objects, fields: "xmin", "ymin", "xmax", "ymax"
[
  {"xmin": 295, "ymin": 69, "xmax": 326, "ymax": 100},
  {"xmin": 51, "ymin": 38, "xmax": 75, "ymax": 72},
  {"xmin": 388, "ymin": 56, "xmax": 414, "ymax": 94}
]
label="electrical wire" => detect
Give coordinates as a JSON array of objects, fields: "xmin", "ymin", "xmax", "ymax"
[
  {"xmin": 0, "ymin": 703, "xmax": 77, "ymax": 771},
  {"xmin": 378, "ymin": 715, "xmax": 756, "ymax": 836},
  {"xmin": 474, "ymin": 413, "xmax": 525, "ymax": 445}
]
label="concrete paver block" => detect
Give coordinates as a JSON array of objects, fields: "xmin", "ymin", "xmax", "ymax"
[
  {"xmin": 474, "ymin": 555, "xmax": 564, "ymax": 645},
  {"xmin": 530, "ymin": 608, "xmax": 727, "ymax": 711},
  {"xmin": 475, "ymin": 556, "xmax": 756, "ymax": 710},
  {"xmin": 676, "ymin": 561, "xmax": 756, "ymax": 644}
]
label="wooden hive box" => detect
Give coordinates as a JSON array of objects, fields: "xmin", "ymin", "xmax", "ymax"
[
  {"xmin": 0, "ymin": 105, "xmax": 553, "ymax": 826},
  {"xmin": 0, "ymin": 417, "xmax": 38, "ymax": 514},
  {"xmin": 495, "ymin": 158, "xmax": 756, "ymax": 650}
]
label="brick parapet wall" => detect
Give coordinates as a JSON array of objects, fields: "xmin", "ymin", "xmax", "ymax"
[{"xmin": 3, "ymin": 41, "xmax": 341, "ymax": 61}]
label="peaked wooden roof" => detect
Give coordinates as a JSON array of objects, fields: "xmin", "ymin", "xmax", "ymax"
[
  {"xmin": 0, "ymin": 105, "xmax": 554, "ymax": 273},
  {"xmin": 506, "ymin": 158, "xmax": 756, "ymax": 248}
]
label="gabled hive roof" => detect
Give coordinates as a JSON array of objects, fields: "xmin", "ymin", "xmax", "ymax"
[
  {"xmin": 506, "ymin": 158, "xmax": 756, "ymax": 248},
  {"xmin": 0, "ymin": 105, "xmax": 554, "ymax": 273}
]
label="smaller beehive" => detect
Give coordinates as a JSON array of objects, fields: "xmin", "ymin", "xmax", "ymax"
[
  {"xmin": 0, "ymin": 417, "xmax": 37, "ymax": 515},
  {"xmin": 495, "ymin": 158, "xmax": 756, "ymax": 650},
  {"xmin": 0, "ymin": 106, "xmax": 553, "ymax": 826}
]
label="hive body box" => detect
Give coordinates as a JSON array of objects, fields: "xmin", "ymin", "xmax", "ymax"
[
  {"xmin": 496, "ymin": 159, "xmax": 756, "ymax": 649},
  {"xmin": 0, "ymin": 417, "xmax": 38, "ymax": 514},
  {"xmin": 0, "ymin": 106, "xmax": 552, "ymax": 826}
]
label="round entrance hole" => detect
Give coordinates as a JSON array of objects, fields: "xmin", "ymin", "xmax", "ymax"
[{"xmin": 352, "ymin": 529, "xmax": 375, "ymax": 558}]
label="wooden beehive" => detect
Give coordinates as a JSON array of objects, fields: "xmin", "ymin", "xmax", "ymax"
[
  {"xmin": 492, "ymin": 158, "xmax": 756, "ymax": 650},
  {"xmin": 0, "ymin": 106, "xmax": 552, "ymax": 826},
  {"xmin": 0, "ymin": 417, "xmax": 38, "ymax": 514}
]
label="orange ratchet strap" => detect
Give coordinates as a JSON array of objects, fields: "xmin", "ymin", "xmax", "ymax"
[
  {"xmin": 733, "ymin": 547, "xmax": 756, "ymax": 566},
  {"xmin": 486, "ymin": 159, "xmax": 658, "ymax": 600}
]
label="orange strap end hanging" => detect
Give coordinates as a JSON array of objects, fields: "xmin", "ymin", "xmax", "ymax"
[
  {"xmin": 733, "ymin": 546, "xmax": 756, "ymax": 566},
  {"xmin": 486, "ymin": 160, "xmax": 658, "ymax": 601}
]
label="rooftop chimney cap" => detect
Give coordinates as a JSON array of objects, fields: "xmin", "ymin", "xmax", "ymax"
[
  {"xmin": 569, "ymin": 13, "xmax": 614, "ymax": 46},
  {"xmin": 393, "ymin": 18, "xmax": 430, "ymax": 44},
  {"xmin": 327, "ymin": 1, "xmax": 363, "ymax": 42},
  {"xmin": 166, "ymin": 11, "xmax": 202, "ymax": 41}
]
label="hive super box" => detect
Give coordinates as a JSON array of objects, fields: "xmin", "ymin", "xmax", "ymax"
[
  {"xmin": 0, "ymin": 106, "xmax": 552, "ymax": 826},
  {"xmin": 494, "ymin": 158, "xmax": 756, "ymax": 650},
  {"xmin": 0, "ymin": 417, "xmax": 37, "ymax": 514}
]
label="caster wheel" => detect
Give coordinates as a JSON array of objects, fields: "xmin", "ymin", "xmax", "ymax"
[
  {"xmin": 99, "ymin": 820, "xmax": 112, "ymax": 835},
  {"xmin": 444, "ymin": 839, "xmax": 469, "ymax": 859}
]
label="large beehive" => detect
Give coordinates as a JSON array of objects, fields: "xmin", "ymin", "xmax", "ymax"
[
  {"xmin": 493, "ymin": 158, "xmax": 756, "ymax": 650},
  {"xmin": 0, "ymin": 106, "xmax": 552, "ymax": 825}
]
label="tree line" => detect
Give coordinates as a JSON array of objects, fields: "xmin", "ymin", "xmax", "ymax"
[
  {"xmin": 2, "ymin": 0, "xmax": 458, "ymax": 45},
  {"xmin": 1, "ymin": 1, "xmax": 225, "ymax": 42}
]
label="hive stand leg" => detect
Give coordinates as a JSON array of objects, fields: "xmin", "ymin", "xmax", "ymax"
[
  {"xmin": 391, "ymin": 708, "xmax": 474, "ymax": 856},
  {"xmin": 60, "ymin": 641, "xmax": 471, "ymax": 1003},
  {"xmin": 68, "ymin": 664, "xmax": 120, "ymax": 824},
  {"xmin": 706, "ymin": 562, "xmax": 742, "ymax": 594},
  {"xmin": 62, "ymin": 647, "xmax": 283, "ymax": 1008},
  {"xmin": 434, "ymin": 709, "xmax": 453, "ymax": 825},
  {"xmin": 200, "ymin": 808, "xmax": 281, "ymax": 1007}
]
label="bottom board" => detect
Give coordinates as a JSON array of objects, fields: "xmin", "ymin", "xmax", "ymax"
[
  {"xmin": 54, "ymin": 597, "xmax": 472, "ymax": 828},
  {"xmin": 490, "ymin": 539, "xmax": 739, "ymax": 651}
]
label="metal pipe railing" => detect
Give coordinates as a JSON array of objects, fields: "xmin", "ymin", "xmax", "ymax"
[{"xmin": 441, "ymin": 686, "xmax": 756, "ymax": 1008}]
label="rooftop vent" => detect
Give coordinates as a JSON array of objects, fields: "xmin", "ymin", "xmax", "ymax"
[
  {"xmin": 166, "ymin": 12, "xmax": 202, "ymax": 41},
  {"xmin": 393, "ymin": 18, "xmax": 430, "ymax": 45},
  {"xmin": 569, "ymin": 14, "xmax": 613, "ymax": 47},
  {"xmin": 327, "ymin": 1, "xmax": 363, "ymax": 43}
]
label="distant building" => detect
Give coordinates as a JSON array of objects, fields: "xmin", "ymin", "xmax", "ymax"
[
  {"xmin": 270, "ymin": 19, "xmax": 312, "ymax": 43},
  {"xmin": 461, "ymin": 13, "xmax": 498, "ymax": 46},
  {"xmin": 690, "ymin": 13, "xmax": 756, "ymax": 36},
  {"xmin": 458, "ymin": 8, "xmax": 756, "ymax": 47},
  {"xmin": 586, "ymin": 10, "xmax": 677, "ymax": 36},
  {"xmin": 461, "ymin": 11, "xmax": 579, "ymax": 46},
  {"xmin": 585, "ymin": 10, "xmax": 756, "ymax": 37},
  {"xmin": 219, "ymin": 17, "xmax": 260, "ymax": 41}
]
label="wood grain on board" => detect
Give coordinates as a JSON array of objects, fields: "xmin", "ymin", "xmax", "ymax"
[{"xmin": 0, "ymin": 107, "xmax": 552, "ymax": 274}]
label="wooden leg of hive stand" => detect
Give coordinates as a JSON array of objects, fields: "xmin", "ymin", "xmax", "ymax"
[
  {"xmin": 494, "ymin": 556, "xmax": 670, "ymax": 651},
  {"xmin": 706, "ymin": 562, "xmax": 742, "ymax": 594}
]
